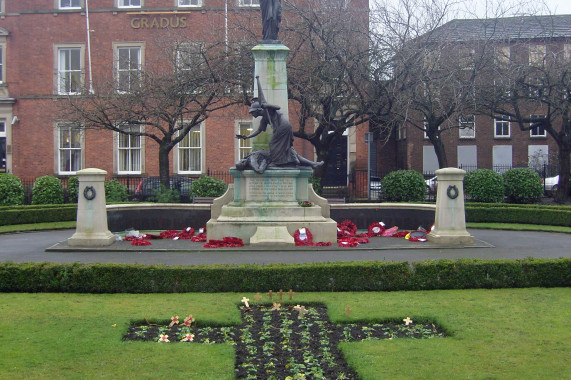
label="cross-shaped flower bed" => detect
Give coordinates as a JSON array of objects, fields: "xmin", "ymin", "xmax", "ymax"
[{"xmin": 124, "ymin": 304, "xmax": 447, "ymax": 379}]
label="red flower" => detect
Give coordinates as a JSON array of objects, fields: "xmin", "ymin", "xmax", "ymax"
[
  {"xmin": 131, "ymin": 239, "xmax": 151, "ymax": 246},
  {"xmin": 294, "ymin": 228, "xmax": 313, "ymax": 246}
]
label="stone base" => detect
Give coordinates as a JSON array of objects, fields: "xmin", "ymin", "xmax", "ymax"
[
  {"xmin": 250, "ymin": 226, "xmax": 295, "ymax": 246},
  {"xmin": 207, "ymin": 168, "xmax": 338, "ymax": 245},
  {"xmin": 207, "ymin": 219, "xmax": 338, "ymax": 245},
  {"xmin": 68, "ymin": 231, "xmax": 115, "ymax": 247},
  {"xmin": 427, "ymin": 230, "xmax": 474, "ymax": 245}
]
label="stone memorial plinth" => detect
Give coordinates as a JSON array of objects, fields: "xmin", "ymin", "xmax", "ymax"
[
  {"xmin": 207, "ymin": 168, "xmax": 337, "ymax": 246},
  {"xmin": 427, "ymin": 167, "xmax": 474, "ymax": 245},
  {"xmin": 68, "ymin": 168, "xmax": 115, "ymax": 247}
]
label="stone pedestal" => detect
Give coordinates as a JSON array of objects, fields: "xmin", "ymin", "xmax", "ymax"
[
  {"xmin": 68, "ymin": 168, "xmax": 115, "ymax": 247},
  {"xmin": 427, "ymin": 167, "xmax": 474, "ymax": 245},
  {"xmin": 251, "ymin": 43, "xmax": 289, "ymax": 152},
  {"xmin": 207, "ymin": 168, "xmax": 337, "ymax": 245}
]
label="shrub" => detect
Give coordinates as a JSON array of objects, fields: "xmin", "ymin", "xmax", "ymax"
[
  {"xmin": 153, "ymin": 185, "xmax": 180, "ymax": 203},
  {"xmin": 32, "ymin": 175, "xmax": 64, "ymax": 205},
  {"xmin": 104, "ymin": 180, "xmax": 128, "ymax": 203},
  {"xmin": 0, "ymin": 174, "xmax": 25, "ymax": 206},
  {"xmin": 190, "ymin": 176, "xmax": 227, "ymax": 197},
  {"xmin": 502, "ymin": 168, "xmax": 543, "ymax": 204},
  {"xmin": 464, "ymin": 169, "xmax": 504, "ymax": 203},
  {"xmin": 381, "ymin": 170, "xmax": 426, "ymax": 202},
  {"xmin": 66, "ymin": 176, "xmax": 79, "ymax": 203},
  {"xmin": 309, "ymin": 176, "xmax": 322, "ymax": 195}
]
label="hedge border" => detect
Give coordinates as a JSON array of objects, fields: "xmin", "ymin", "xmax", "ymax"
[
  {"xmin": 0, "ymin": 258, "xmax": 568, "ymax": 293},
  {"xmin": 0, "ymin": 204, "xmax": 77, "ymax": 226},
  {"xmin": 465, "ymin": 204, "xmax": 571, "ymax": 226}
]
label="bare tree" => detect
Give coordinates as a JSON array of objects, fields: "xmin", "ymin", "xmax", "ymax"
[
  {"xmin": 481, "ymin": 16, "xmax": 571, "ymax": 202},
  {"xmin": 282, "ymin": 0, "xmax": 392, "ymax": 180},
  {"xmin": 61, "ymin": 34, "xmax": 248, "ymax": 189}
]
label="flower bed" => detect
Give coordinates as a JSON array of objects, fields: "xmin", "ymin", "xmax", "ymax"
[{"xmin": 124, "ymin": 304, "xmax": 447, "ymax": 379}]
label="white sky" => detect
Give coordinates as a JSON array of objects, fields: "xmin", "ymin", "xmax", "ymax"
[{"xmin": 458, "ymin": 0, "xmax": 571, "ymax": 18}]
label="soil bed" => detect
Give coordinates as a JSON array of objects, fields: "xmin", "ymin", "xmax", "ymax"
[{"xmin": 124, "ymin": 305, "xmax": 447, "ymax": 379}]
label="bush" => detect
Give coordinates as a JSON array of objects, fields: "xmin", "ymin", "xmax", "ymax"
[
  {"xmin": 153, "ymin": 185, "xmax": 180, "ymax": 203},
  {"xmin": 190, "ymin": 176, "xmax": 227, "ymax": 197},
  {"xmin": 0, "ymin": 204, "xmax": 77, "ymax": 226},
  {"xmin": 0, "ymin": 258, "xmax": 568, "ymax": 293},
  {"xmin": 502, "ymin": 168, "xmax": 543, "ymax": 204},
  {"xmin": 381, "ymin": 170, "xmax": 426, "ymax": 202},
  {"xmin": 32, "ymin": 175, "xmax": 64, "ymax": 205},
  {"xmin": 464, "ymin": 169, "xmax": 504, "ymax": 203},
  {"xmin": 465, "ymin": 204, "xmax": 571, "ymax": 227},
  {"xmin": 66, "ymin": 176, "xmax": 79, "ymax": 203},
  {"xmin": 309, "ymin": 176, "xmax": 322, "ymax": 195},
  {"xmin": 104, "ymin": 180, "xmax": 128, "ymax": 203},
  {"xmin": 0, "ymin": 174, "xmax": 25, "ymax": 206}
]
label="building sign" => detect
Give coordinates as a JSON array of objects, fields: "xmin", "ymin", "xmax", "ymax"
[{"xmin": 130, "ymin": 16, "xmax": 188, "ymax": 29}]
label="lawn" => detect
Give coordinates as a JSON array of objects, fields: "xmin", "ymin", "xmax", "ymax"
[{"xmin": 1, "ymin": 288, "xmax": 569, "ymax": 379}]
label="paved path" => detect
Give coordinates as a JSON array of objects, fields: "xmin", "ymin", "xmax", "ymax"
[{"xmin": 0, "ymin": 229, "xmax": 569, "ymax": 266}]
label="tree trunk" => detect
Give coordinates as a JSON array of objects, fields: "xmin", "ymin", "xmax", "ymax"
[
  {"xmin": 554, "ymin": 143, "xmax": 570, "ymax": 203},
  {"xmin": 158, "ymin": 145, "xmax": 170, "ymax": 190},
  {"xmin": 429, "ymin": 134, "xmax": 448, "ymax": 169}
]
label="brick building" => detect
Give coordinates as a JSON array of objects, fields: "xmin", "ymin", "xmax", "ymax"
[
  {"xmin": 0, "ymin": 0, "xmax": 370, "ymax": 186},
  {"xmin": 390, "ymin": 15, "xmax": 571, "ymax": 176}
]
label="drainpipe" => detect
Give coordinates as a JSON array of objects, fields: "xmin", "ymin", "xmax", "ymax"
[{"xmin": 85, "ymin": 0, "xmax": 94, "ymax": 94}]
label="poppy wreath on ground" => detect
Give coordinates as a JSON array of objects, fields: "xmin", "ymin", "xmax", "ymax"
[
  {"xmin": 203, "ymin": 237, "xmax": 244, "ymax": 248},
  {"xmin": 159, "ymin": 230, "xmax": 181, "ymax": 239},
  {"xmin": 178, "ymin": 227, "xmax": 195, "ymax": 239},
  {"xmin": 337, "ymin": 236, "xmax": 370, "ymax": 248},
  {"xmin": 407, "ymin": 230, "xmax": 429, "ymax": 242},
  {"xmin": 337, "ymin": 220, "xmax": 357, "ymax": 238},
  {"xmin": 294, "ymin": 228, "xmax": 313, "ymax": 246},
  {"xmin": 131, "ymin": 239, "xmax": 152, "ymax": 246},
  {"xmin": 368, "ymin": 222, "xmax": 386, "ymax": 236},
  {"xmin": 393, "ymin": 231, "xmax": 410, "ymax": 238}
]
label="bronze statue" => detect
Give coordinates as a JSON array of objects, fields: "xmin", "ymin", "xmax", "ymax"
[
  {"xmin": 235, "ymin": 77, "xmax": 324, "ymax": 173},
  {"xmin": 260, "ymin": 0, "xmax": 282, "ymax": 41}
]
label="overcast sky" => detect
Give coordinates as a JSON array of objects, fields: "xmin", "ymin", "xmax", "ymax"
[{"xmin": 459, "ymin": 0, "xmax": 571, "ymax": 18}]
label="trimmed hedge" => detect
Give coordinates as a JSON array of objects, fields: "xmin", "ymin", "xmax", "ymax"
[
  {"xmin": 466, "ymin": 204, "xmax": 571, "ymax": 227},
  {"xmin": 0, "ymin": 204, "xmax": 77, "ymax": 226},
  {"xmin": 0, "ymin": 258, "xmax": 568, "ymax": 293},
  {"xmin": 0, "ymin": 174, "xmax": 25, "ymax": 206}
]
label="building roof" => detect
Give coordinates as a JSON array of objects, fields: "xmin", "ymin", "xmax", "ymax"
[{"xmin": 428, "ymin": 14, "xmax": 571, "ymax": 42}]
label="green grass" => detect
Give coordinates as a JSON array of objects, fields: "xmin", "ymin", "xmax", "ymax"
[
  {"xmin": 466, "ymin": 222, "xmax": 571, "ymax": 233},
  {"xmin": 1, "ymin": 289, "xmax": 569, "ymax": 379}
]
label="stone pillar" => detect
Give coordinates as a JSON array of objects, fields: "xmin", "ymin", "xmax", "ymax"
[
  {"xmin": 251, "ymin": 43, "xmax": 290, "ymax": 151},
  {"xmin": 68, "ymin": 168, "xmax": 115, "ymax": 247},
  {"xmin": 427, "ymin": 167, "xmax": 474, "ymax": 245}
]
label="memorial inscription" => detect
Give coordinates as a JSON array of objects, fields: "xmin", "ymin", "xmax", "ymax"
[{"xmin": 247, "ymin": 177, "xmax": 295, "ymax": 201}]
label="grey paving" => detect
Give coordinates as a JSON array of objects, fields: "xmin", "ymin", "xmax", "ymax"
[{"xmin": 0, "ymin": 229, "xmax": 569, "ymax": 266}]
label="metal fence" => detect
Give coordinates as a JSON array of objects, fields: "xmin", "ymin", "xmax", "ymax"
[{"xmin": 15, "ymin": 163, "xmax": 559, "ymax": 204}]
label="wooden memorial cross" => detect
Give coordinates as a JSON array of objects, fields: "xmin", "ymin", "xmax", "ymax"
[{"xmin": 124, "ymin": 305, "xmax": 446, "ymax": 379}]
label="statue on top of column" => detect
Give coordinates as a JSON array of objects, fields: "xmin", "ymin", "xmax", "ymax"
[{"xmin": 260, "ymin": 0, "xmax": 282, "ymax": 41}]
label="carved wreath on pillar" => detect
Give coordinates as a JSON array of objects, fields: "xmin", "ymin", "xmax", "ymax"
[
  {"xmin": 446, "ymin": 185, "xmax": 459, "ymax": 199},
  {"xmin": 83, "ymin": 186, "xmax": 96, "ymax": 201}
]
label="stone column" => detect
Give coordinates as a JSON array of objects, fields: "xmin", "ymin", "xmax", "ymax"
[
  {"xmin": 251, "ymin": 43, "xmax": 290, "ymax": 151},
  {"xmin": 427, "ymin": 167, "xmax": 474, "ymax": 245},
  {"xmin": 68, "ymin": 168, "xmax": 115, "ymax": 247}
]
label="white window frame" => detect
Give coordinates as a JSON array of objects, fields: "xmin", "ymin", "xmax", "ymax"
[
  {"xmin": 176, "ymin": 122, "xmax": 204, "ymax": 175},
  {"xmin": 57, "ymin": 123, "xmax": 83, "ymax": 175},
  {"xmin": 495, "ymin": 45, "xmax": 510, "ymax": 65},
  {"xmin": 114, "ymin": 43, "xmax": 144, "ymax": 94},
  {"xmin": 0, "ymin": 119, "xmax": 6, "ymax": 173},
  {"xmin": 117, "ymin": 0, "xmax": 142, "ymax": 8},
  {"xmin": 459, "ymin": 115, "xmax": 475, "ymax": 139},
  {"xmin": 529, "ymin": 114, "xmax": 547, "ymax": 138},
  {"xmin": 235, "ymin": 120, "xmax": 253, "ymax": 161},
  {"xmin": 397, "ymin": 124, "xmax": 406, "ymax": 141},
  {"xmin": 56, "ymin": 46, "xmax": 84, "ymax": 95},
  {"xmin": 529, "ymin": 44, "xmax": 546, "ymax": 67},
  {"xmin": 58, "ymin": 0, "xmax": 82, "ymax": 10},
  {"xmin": 239, "ymin": 0, "xmax": 260, "ymax": 7},
  {"xmin": 177, "ymin": 0, "xmax": 202, "ymax": 8},
  {"xmin": 116, "ymin": 125, "xmax": 142, "ymax": 175},
  {"xmin": 494, "ymin": 116, "xmax": 510, "ymax": 138},
  {"xmin": 565, "ymin": 44, "xmax": 571, "ymax": 61},
  {"xmin": 0, "ymin": 44, "xmax": 4, "ymax": 84},
  {"xmin": 458, "ymin": 47, "xmax": 475, "ymax": 70}
]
